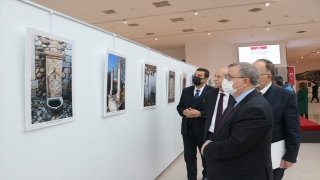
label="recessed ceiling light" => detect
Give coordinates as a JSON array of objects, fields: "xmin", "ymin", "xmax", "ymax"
[
  {"xmin": 265, "ymin": 2, "xmax": 270, "ymax": 6},
  {"xmin": 155, "ymin": 37, "xmax": 158, "ymax": 40},
  {"xmin": 128, "ymin": 23, "xmax": 139, "ymax": 27},
  {"xmin": 266, "ymin": 27, "xmax": 270, "ymax": 30},
  {"xmin": 318, "ymin": 52, "xmax": 320, "ymax": 53},
  {"xmin": 123, "ymin": 19, "xmax": 127, "ymax": 23},
  {"xmin": 152, "ymin": 1, "xmax": 171, "ymax": 7},
  {"xmin": 194, "ymin": 11, "xmax": 198, "ymax": 15},
  {"xmin": 301, "ymin": 57, "xmax": 304, "ymax": 59},
  {"xmin": 296, "ymin": 31, "xmax": 306, "ymax": 33},
  {"xmin": 146, "ymin": 33, "xmax": 155, "ymax": 35},
  {"xmin": 296, "ymin": 61, "xmax": 299, "ymax": 62},
  {"xmin": 208, "ymin": 32, "xmax": 211, "ymax": 35}
]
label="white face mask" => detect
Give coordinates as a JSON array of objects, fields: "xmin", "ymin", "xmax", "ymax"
[{"xmin": 222, "ymin": 79, "xmax": 239, "ymax": 95}]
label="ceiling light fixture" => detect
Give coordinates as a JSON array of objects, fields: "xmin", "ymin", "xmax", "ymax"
[
  {"xmin": 296, "ymin": 61, "xmax": 298, "ymax": 62},
  {"xmin": 266, "ymin": 27, "xmax": 270, "ymax": 30},
  {"xmin": 301, "ymin": 57, "xmax": 304, "ymax": 59},
  {"xmin": 317, "ymin": 52, "xmax": 320, "ymax": 53},
  {"xmin": 155, "ymin": 37, "xmax": 158, "ymax": 40},
  {"xmin": 208, "ymin": 32, "xmax": 211, "ymax": 35},
  {"xmin": 123, "ymin": 19, "xmax": 127, "ymax": 23},
  {"xmin": 194, "ymin": 11, "xmax": 198, "ymax": 15},
  {"xmin": 265, "ymin": 2, "xmax": 270, "ymax": 6}
]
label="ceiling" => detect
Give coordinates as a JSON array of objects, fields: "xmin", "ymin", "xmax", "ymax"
[{"xmin": 31, "ymin": 0, "xmax": 320, "ymax": 63}]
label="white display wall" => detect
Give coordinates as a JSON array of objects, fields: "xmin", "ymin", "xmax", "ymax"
[{"xmin": 0, "ymin": 0, "xmax": 197, "ymax": 179}]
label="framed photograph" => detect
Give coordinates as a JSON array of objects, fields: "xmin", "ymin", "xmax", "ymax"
[
  {"xmin": 142, "ymin": 62, "xmax": 157, "ymax": 110},
  {"xmin": 104, "ymin": 50, "xmax": 126, "ymax": 117},
  {"xmin": 181, "ymin": 73, "xmax": 187, "ymax": 92},
  {"xmin": 167, "ymin": 70, "xmax": 175, "ymax": 105},
  {"xmin": 25, "ymin": 27, "xmax": 75, "ymax": 131}
]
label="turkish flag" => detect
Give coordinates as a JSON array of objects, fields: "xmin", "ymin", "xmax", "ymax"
[{"xmin": 287, "ymin": 67, "xmax": 295, "ymax": 86}]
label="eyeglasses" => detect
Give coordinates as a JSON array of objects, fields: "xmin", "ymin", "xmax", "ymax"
[
  {"xmin": 224, "ymin": 74, "xmax": 246, "ymax": 81},
  {"xmin": 261, "ymin": 73, "xmax": 270, "ymax": 76}
]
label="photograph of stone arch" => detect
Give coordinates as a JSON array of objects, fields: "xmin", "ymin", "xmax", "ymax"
[
  {"xmin": 167, "ymin": 70, "xmax": 175, "ymax": 105},
  {"xmin": 25, "ymin": 28, "xmax": 75, "ymax": 131},
  {"xmin": 104, "ymin": 50, "xmax": 126, "ymax": 117},
  {"xmin": 143, "ymin": 62, "xmax": 157, "ymax": 109}
]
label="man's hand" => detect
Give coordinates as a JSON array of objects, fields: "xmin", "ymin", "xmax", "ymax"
[
  {"xmin": 189, "ymin": 109, "xmax": 201, "ymax": 118},
  {"xmin": 280, "ymin": 159, "xmax": 294, "ymax": 169},
  {"xmin": 183, "ymin": 108, "xmax": 193, "ymax": 118},
  {"xmin": 201, "ymin": 140, "xmax": 211, "ymax": 155}
]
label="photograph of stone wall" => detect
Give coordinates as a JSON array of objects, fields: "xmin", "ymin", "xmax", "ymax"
[
  {"xmin": 104, "ymin": 51, "xmax": 126, "ymax": 116},
  {"xmin": 143, "ymin": 63, "xmax": 157, "ymax": 109},
  {"xmin": 168, "ymin": 70, "xmax": 175, "ymax": 104},
  {"xmin": 31, "ymin": 35, "xmax": 73, "ymax": 124}
]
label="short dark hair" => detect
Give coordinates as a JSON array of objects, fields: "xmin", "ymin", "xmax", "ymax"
[
  {"xmin": 273, "ymin": 75, "xmax": 284, "ymax": 86},
  {"xmin": 256, "ymin": 59, "xmax": 276, "ymax": 80},
  {"xmin": 196, "ymin": 68, "xmax": 210, "ymax": 78}
]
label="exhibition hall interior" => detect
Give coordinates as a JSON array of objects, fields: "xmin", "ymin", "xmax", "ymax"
[{"xmin": 0, "ymin": 0, "xmax": 319, "ymax": 180}]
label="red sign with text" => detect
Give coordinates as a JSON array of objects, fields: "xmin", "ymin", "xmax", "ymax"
[{"xmin": 251, "ymin": 46, "xmax": 267, "ymax": 50}]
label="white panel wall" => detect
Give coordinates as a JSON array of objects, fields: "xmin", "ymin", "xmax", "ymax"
[{"xmin": 0, "ymin": 1, "xmax": 197, "ymax": 179}]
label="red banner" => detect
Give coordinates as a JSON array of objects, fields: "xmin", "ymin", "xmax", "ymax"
[{"xmin": 287, "ymin": 67, "xmax": 295, "ymax": 86}]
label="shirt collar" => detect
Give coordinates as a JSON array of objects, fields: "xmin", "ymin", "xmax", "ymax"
[
  {"xmin": 195, "ymin": 85, "xmax": 206, "ymax": 91},
  {"xmin": 259, "ymin": 82, "xmax": 272, "ymax": 95},
  {"xmin": 235, "ymin": 88, "xmax": 255, "ymax": 106},
  {"xmin": 219, "ymin": 90, "xmax": 229, "ymax": 96}
]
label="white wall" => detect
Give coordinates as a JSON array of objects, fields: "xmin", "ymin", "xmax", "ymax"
[
  {"xmin": 0, "ymin": 1, "xmax": 197, "ymax": 179},
  {"xmin": 158, "ymin": 47, "xmax": 186, "ymax": 61}
]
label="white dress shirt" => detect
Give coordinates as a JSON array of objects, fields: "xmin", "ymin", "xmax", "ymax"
[
  {"xmin": 208, "ymin": 91, "xmax": 230, "ymax": 133},
  {"xmin": 194, "ymin": 85, "xmax": 206, "ymax": 96},
  {"xmin": 259, "ymin": 82, "xmax": 272, "ymax": 95}
]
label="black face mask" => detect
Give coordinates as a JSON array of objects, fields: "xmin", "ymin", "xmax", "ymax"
[{"xmin": 193, "ymin": 76, "xmax": 204, "ymax": 85}]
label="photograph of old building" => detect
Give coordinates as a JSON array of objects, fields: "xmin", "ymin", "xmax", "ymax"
[
  {"xmin": 143, "ymin": 63, "xmax": 157, "ymax": 109},
  {"xmin": 168, "ymin": 70, "xmax": 175, "ymax": 104}
]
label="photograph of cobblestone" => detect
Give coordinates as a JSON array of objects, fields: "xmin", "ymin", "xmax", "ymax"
[
  {"xmin": 104, "ymin": 51, "xmax": 126, "ymax": 117},
  {"xmin": 143, "ymin": 63, "xmax": 157, "ymax": 109},
  {"xmin": 26, "ymin": 28, "xmax": 75, "ymax": 131}
]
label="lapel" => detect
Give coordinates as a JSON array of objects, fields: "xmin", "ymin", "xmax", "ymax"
[
  {"xmin": 214, "ymin": 90, "xmax": 258, "ymax": 137},
  {"xmin": 265, "ymin": 84, "xmax": 278, "ymax": 105},
  {"xmin": 207, "ymin": 89, "xmax": 219, "ymax": 121},
  {"xmin": 227, "ymin": 93, "xmax": 234, "ymax": 104},
  {"xmin": 194, "ymin": 85, "xmax": 209, "ymax": 107}
]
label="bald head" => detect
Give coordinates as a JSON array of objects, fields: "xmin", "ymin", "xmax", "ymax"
[{"xmin": 214, "ymin": 68, "xmax": 228, "ymax": 91}]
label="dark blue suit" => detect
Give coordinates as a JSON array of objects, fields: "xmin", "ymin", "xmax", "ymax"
[
  {"xmin": 264, "ymin": 84, "xmax": 300, "ymax": 179},
  {"xmin": 177, "ymin": 85, "xmax": 213, "ymax": 180}
]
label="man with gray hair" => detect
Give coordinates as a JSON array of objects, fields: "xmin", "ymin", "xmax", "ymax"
[
  {"xmin": 201, "ymin": 62, "xmax": 273, "ymax": 180},
  {"xmin": 253, "ymin": 59, "xmax": 300, "ymax": 180}
]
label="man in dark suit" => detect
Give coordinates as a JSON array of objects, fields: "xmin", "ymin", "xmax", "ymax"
[
  {"xmin": 177, "ymin": 68, "xmax": 213, "ymax": 180},
  {"xmin": 201, "ymin": 62, "xmax": 273, "ymax": 180},
  {"xmin": 253, "ymin": 59, "xmax": 300, "ymax": 180},
  {"xmin": 203, "ymin": 68, "xmax": 233, "ymax": 141}
]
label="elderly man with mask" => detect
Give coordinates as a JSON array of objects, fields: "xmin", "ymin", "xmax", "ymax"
[
  {"xmin": 201, "ymin": 62, "xmax": 273, "ymax": 180},
  {"xmin": 253, "ymin": 59, "xmax": 300, "ymax": 180}
]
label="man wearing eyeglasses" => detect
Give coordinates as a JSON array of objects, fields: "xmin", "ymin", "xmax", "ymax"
[
  {"xmin": 253, "ymin": 59, "xmax": 300, "ymax": 180},
  {"xmin": 177, "ymin": 68, "xmax": 213, "ymax": 180},
  {"xmin": 201, "ymin": 62, "xmax": 273, "ymax": 180}
]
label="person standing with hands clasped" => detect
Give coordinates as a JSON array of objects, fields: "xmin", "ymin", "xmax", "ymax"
[
  {"xmin": 201, "ymin": 63, "xmax": 273, "ymax": 180},
  {"xmin": 177, "ymin": 68, "xmax": 213, "ymax": 180}
]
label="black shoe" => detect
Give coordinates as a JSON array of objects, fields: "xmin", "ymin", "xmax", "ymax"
[{"xmin": 202, "ymin": 178, "xmax": 208, "ymax": 180}]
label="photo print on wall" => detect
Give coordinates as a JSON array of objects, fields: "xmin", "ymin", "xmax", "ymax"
[
  {"xmin": 142, "ymin": 62, "xmax": 157, "ymax": 110},
  {"xmin": 25, "ymin": 28, "xmax": 75, "ymax": 131},
  {"xmin": 104, "ymin": 50, "xmax": 126, "ymax": 117},
  {"xmin": 181, "ymin": 73, "xmax": 187, "ymax": 92},
  {"xmin": 167, "ymin": 70, "xmax": 175, "ymax": 105}
]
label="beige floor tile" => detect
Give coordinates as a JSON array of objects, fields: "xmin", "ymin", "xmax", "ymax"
[{"xmin": 282, "ymin": 167, "xmax": 300, "ymax": 180}]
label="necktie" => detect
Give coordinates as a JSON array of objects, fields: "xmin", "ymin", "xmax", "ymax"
[
  {"xmin": 219, "ymin": 99, "xmax": 237, "ymax": 124},
  {"xmin": 194, "ymin": 89, "xmax": 200, "ymax": 99},
  {"xmin": 214, "ymin": 93, "xmax": 225, "ymax": 133}
]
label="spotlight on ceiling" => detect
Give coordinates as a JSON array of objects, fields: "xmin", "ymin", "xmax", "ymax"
[
  {"xmin": 194, "ymin": 11, "xmax": 198, "ymax": 15},
  {"xmin": 265, "ymin": 2, "xmax": 270, "ymax": 6},
  {"xmin": 301, "ymin": 57, "xmax": 304, "ymax": 59},
  {"xmin": 266, "ymin": 27, "xmax": 270, "ymax": 30},
  {"xmin": 155, "ymin": 37, "xmax": 158, "ymax": 40},
  {"xmin": 317, "ymin": 52, "xmax": 320, "ymax": 53},
  {"xmin": 123, "ymin": 19, "xmax": 127, "ymax": 23},
  {"xmin": 208, "ymin": 32, "xmax": 211, "ymax": 35},
  {"xmin": 296, "ymin": 61, "xmax": 298, "ymax": 62}
]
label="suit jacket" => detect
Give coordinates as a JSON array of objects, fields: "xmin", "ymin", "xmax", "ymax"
[
  {"xmin": 203, "ymin": 90, "xmax": 273, "ymax": 180},
  {"xmin": 203, "ymin": 88, "xmax": 234, "ymax": 141},
  {"xmin": 265, "ymin": 84, "xmax": 300, "ymax": 163},
  {"xmin": 177, "ymin": 85, "xmax": 213, "ymax": 136}
]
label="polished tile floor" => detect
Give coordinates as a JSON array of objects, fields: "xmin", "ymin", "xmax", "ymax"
[{"xmin": 156, "ymin": 93, "xmax": 320, "ymax": 180}]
